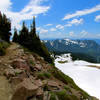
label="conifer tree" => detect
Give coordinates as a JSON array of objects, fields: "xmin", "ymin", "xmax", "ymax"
[
  {"xmin": 18, "ymin": 22, "xmax": 29, "ymax": 45},
  {"xmin": 12, "ymin": 28, "xmax": 18, "ymax": 42},
  {"xmin": 30, "ymin": 16, "xmax": 36, "ymax": 37},
  {"xmin": 0, "ymin": 12, "xmax": 11, "ymax": 42}
]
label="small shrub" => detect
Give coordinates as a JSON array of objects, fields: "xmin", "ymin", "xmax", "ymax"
[
  {"xmin": 56, "ymin": 90, "xmax": 69, "ymax": 100},
  {"xmin": 50, "ymin": 92, "xmax": 56, "ymax": 100},
  {"xmin": 29, "ymin": 60, "xmax": 35, "ymax": 65},
  {"xmin": 56, "ymin": 90, "xmax": 78, "ymax": 100},
  {"xmin": 58, "ymin": 60, "xmax": 68, "ymax": 64},
  {"xmin": 15, "ymin": 72, "xmax": 19, "ymax": 76},
  {"xmin": 38, "ymin": 72, "xmax": 51, "ymax": 79},
  {"xmin": 64, "ymin": 86, "xmax": 72, "ymax": 93},
  {"xmin": 0, "ymin": 45, "xmax": 5, "ymax": 55},
  {"xmin": 44, "ymin": 72, "xmax": 51, "ymax": 78},
  {"xmin": 0, "ymin": 41, "xmax": 9, "ymax": 56}
]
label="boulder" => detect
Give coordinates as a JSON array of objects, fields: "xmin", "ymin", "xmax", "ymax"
[
  {"xmin": 43, "ymin": 91, "xmax": 49, "ymax": 100},
  {"xmin": 4, "ymin": 68, "xmax": 15, "ymax": 78},
  {"xmin": 12, "ymin": 78, "xmax": 38, "ymax": 100},
  {"xmin": 34, "ymin": 64, "xmax": 42, "ymax": 71},
  {"xmin": 36, "ymin": 88, "xmax": 43, "ymax": 96},
  {"xmin": 34, "ymin": 79, "xmax": 43, "ymax": 87},
  {"xmin": 0, "ymin": 76, "xmax": 13, "ymax": 100},
  {"xmin": 48, "ymin": 80, "xmax": 61, "ymax": 91},
  {"xmin": 12, "ymin": 59, "xmax": 30, "ymax": 71}
]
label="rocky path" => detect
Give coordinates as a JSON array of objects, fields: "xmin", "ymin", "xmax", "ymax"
[
  {"xmin": 0, "ymin": 43, "xmax": 20, "ymax": 100},
  {"xmin": 0, "ymin": 43, "xmax": 24, "ymax": 66}
]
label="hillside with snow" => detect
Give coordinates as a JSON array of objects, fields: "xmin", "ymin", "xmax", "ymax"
[
  {"xmin": 44, "ymin": 38, "xmax": 100, "ymax": 63},
  {"xmin": 55, "ymin": 54, "xmax": 100, "ymax": 99}
]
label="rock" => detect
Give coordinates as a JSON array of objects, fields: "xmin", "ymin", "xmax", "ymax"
[
  {"xmin": 4, "ymin": 68, "xmax": 15, "ymax": 78},
  {"xmin": 36, "ymin": 88, "xmax": 43, "ymax": 96},
  {"xmin": 29, "ymin": 97, "xmax": 37, "ymax": 100},
  {"xmin": 36, "ymin": 61, "xmax": 40, "ymax": 64},
  {"xmin": 42, "ymin": 80, "xmax": 48, "ymax": 86},
  {"xmin": 10, "ymin": 77, "xmax": 23, "ymax": 86},
  {"xmin": 34, "ymin": 64, "xmax": 42, "ymax": 71},
  {"xmin": 48, "ymin": 80, "xmax": 59, "ymax": 87},
  {"xmin": 14, "ymin": 69, "xmax": 23, "ymax": 75},
  {"xmin": 29, "ymin": 55, "xmax": 35, "ymax": 61},
  {"xmin": 12, "ymin": 78, "xmax": 38, "ymax": 100},
  {"xmin": 34, "ymin": 79, "xmax": 43, "ymax": 87},
  {"xmin": 48, "ymin": 80, "xmax": 61, "ymax": 91},
  {"xmin": 43, "ymin": 91, "xmax": 49, "ymax": 100},
  {"xmin": 12, "ymin": 59, "xmax": 30, "ymax": 71},
  {"xmin": 0, "ymin": 76, "xmax": 13, "ymax": 100}
]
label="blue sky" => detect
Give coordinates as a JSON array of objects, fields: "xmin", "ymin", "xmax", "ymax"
[{"xmin": 0, "ymin": 0, "xmax": 100, "ymax": 39}]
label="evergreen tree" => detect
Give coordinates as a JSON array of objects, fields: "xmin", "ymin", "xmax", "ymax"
[
  {"xmin": 29, "ymin": 17, "xmax": 53, "ymax": 64},
  {"xmin": 0, "ymin": 12, "xmax": 11, "ymax": 42},
  {"xmin": 30, "ymin": 16, "xmax": 36, "ymax": 37},
  {"xmin": 18, "ymin": 22, "xmax": 29, "ymax": 45},
  {"xmin": 12, "ymin": 28, "xmax": 18, "ymax": 42}
]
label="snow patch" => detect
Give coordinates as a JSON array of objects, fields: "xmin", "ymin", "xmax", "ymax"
[{"xmin": 55, "ymin": 54, "xmax": 100, "ymax": 99}]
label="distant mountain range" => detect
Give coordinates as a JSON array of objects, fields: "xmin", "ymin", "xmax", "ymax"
[{"xmin": 43, "ymin": 38, "xmax": 100, "ymax": 63}]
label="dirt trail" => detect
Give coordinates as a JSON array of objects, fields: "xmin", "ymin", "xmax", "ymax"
[
  {"xmin": 0, "ymin": 43, "xmax": 24, "ymax": 73},
  {"xmin": 0, "ymin": 42, "xmax": 23, "ymax": 62},
  {"xmin": 0, "ymin": 43, "xmax": 18, "ymax": 100}
]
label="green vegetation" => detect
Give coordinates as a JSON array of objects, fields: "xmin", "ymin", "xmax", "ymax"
[
  {"xmin": 50, "ymin": 92, "xmax": 57, "ymax": 100},
  {"xmin": 71, "ymin": 53, "xmax": 97, "ymax": 63},
  {"xmin": 64, "ymin": 85, "xmax": 72, "ymax": 93},
  {"xmin": 29, "ymin": 60, "xmax": 35, "ymax": 66},
  {"xmin": 56, "ymin": 90, "xmax": 78, "ymax": 100},
  {"xmin": 49, "ymin": 90, "xmax": 78, "ymax": 100},
  {"xmin": 58, "ymin": 60, "xmax": 68, "ymax": 63},
  {"xmin": 38, "ymin": 72, "xmax": 51, "ymax": 79},
  {"xmin": 0, "ymin": 41, "xmax": 9, "ymax": 56},
  {"xmin": 54, "ymin": 51, "xmax": 97, "ymax": 63}
]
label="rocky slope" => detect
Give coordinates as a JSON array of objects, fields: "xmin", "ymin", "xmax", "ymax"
[{"xmin": 0, "ymin": 43, "xmax": 98, "ymax": 100}]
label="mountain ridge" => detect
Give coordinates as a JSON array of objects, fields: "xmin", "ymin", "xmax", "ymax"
[{"xmin": 44, "ymin": 38, "xmax": 100, "ymax": 63}]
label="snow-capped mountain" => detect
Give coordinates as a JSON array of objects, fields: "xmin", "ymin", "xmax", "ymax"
[{"xmin": 43, "ymin": 38, "xmax": 100, "ymax": 63}]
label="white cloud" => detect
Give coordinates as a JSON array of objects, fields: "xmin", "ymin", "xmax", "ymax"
[
  {"xmin": 95, "ymin": 15, "xmax": 100, "ymax": 22},
  {"xmin": 37, "ymin": 27, "xmax": 48, "ymax": 34},
  {"xmin": 50, "ymin": 28, "xmax": 56, "ymax": 31},
  {"xmin": 39, "ymin": 28, "xmax": 48, "ymax": 34},
  {"xmin": 80, "ymin": 30, "xmax": 88, "ymax": 38},
  {"xmin": 37, "ymin": 27, "xmax": 41, "ymax": 31},
  {"xmin": 45, "ymin": 24, "xmax": 52, "ymax": 26},
  {"xmin": 56, "ymin": 24, "xmax": 64, "ymax": 30},
  {"xmin": 0, "ymin": 0, "xmax": 50, "ymax": 29},
  {"xmin": 0, "ymin": 0, "xmax": 12, "ymax": 11},
  {"xmin": 63, "ymin": 4, "xmax": 100, "ymax": 20},
  {"xmin": 65, "ymin": 18, "xmax": 84, "ymax": 27}
]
